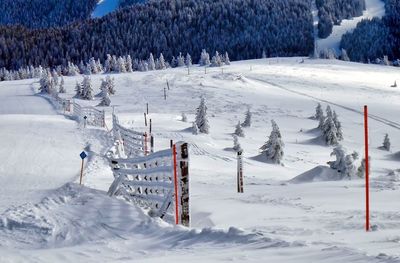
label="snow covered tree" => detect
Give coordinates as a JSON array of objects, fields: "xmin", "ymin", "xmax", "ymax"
[
  {"xmin": 104, "ymin": 54, "xmax": 112, "ymax": 73},
  {"xmin": 195, "ymin": 97, "xmax": 210, "ymax": 134},
  {"xmin": 81, "ymin": 75, "xmax": 93, "ymax": 100},
  {"xmin": 260, "ymin": 120, "xmax": 284, "ymax": 164},
  {"xmin": 181, "ymin": 112, "xmax": 187, "ymax": 122},
  {"xmin": 126, "ymin": 55, "xmax": 133, "ymax": 72},
  {"xmin": 177, "ymin": 53, "xmax": 185, "ymax": 67},
  {"xmin": 39, "ymin": 72, "xmax": 54, "ymax": 94},
  {"xmin": 148, "ymin": 53, "xmax": 156, "ymax": 70},
  {"xmin": 329, "ymin": 146, "xmax": 358, "ymax": 179},
  {"xmin": 262, "ymin": 50, "xmax": 267, "ymax": 59},
  {"xmin": 89, "ymin": 57, "xmax": 98, "ymax": 74},
  {"xmin": 211, "ymin": 51, "xmax": 223, "ymax": 67},
  {"xmin": 118, "ymin": 56, "xmax": 127, "ymax": 73},
  {"xmin": 323, "ymin": 106, "xmax": 338, "ymax": 145},
  {"xmin": 382, "ymin": 133, "xmax": 391, "ymax": 151},
  {"xmin": 74, "ymin": 81, "xmax": 82, "ymax": 98},
  {"xmin": 315, "ymin": 103, "xmax": 323, "ymax": 120},
  {"xmin": 242, "ymin": 108, "xmax": 252, "ymax": 127},
  {"xmin": 98, "ymin": 85, "xmax": 111, "ymax": 106},
  {"xmin": 185, "ymin": 53, "xmax": 192, "ymax": 67},
  {"xmin": 232, "ymin": 135, "xmax": 242, "ymax": 152},
  {"xmin": 199, "ymin": 49, "xmax": 210, "ymax": 66},
  {"xmin": 234, "ymin": 121, "xmax": 245, "ymax": 137},
  {"xmin": 224, "ymin": 52, "xmax": 231, "ymax": 65},
  {"xmin": 59, "ymin": 77, "xmax": 66, "ymax": 93},
  {"xmin": 192, "ymin": 122, "xmax": 199, "ymax": 135},
  {"xmin": 332, "ymin": 111, "xmax": 343, "ymax": 141},
  {"xmin": 158, "ymin": 53, "xmax": 166, "ymax": 70}
]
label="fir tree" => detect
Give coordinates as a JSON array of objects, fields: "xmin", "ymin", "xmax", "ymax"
[
  {"xmin": 195, "ymin": 97, "xmax": 210, "ymax": 134},
  {"xmin": 242, "ymin": 108, "xmax": 252, "ymax": 127},
  {"xmin": 126, "ymin": 55, "xmax": 133, "ymax": 72},
  {"xmin": 81, "ymin": 75, "xmax": 93, "ymax": 100},
  {"xmin": 332, "ymin": 111, "xmax": 343, "ymax": 141},
  {"xmin": 177, "ymin": 53, "xmax": 185, "ymax": 67},
  {"xmin": 224, "ymin": 52, "xmax": 231, "ymax": 65},
  {"xmin": 382, "ymin": 133, "xmax": 391, "ymax": 151},
  {"xmin": 234, "ymin": 121, "xmax": 245, "ymax": 137},
  {"xmin": 357, "ymin": 157, "xmax": 371, "ymax": 178},
  {"xmin": 323, "ymin": 106, "xmax": 338, "ymax": 145},
  {"xmin": 315, "ymin": 103, "xmax": 323, "ymax": 120},
  {"xmin": 98, "ymin": 85, "xmax": 111, "ymax": 106},
  {"xmin": 260, "ymin": 120, "xmax": 284, "ymax": 164},
  {"xmin": 158, "ymin": 53, "xmax": 166, "ymax": 70},
  {"xmin": 148, "ymin": 53, "xmax": 156, "ymax": 70},
  {"xmin": 59, "ymin": 77, "xmax": 66, "ymax": 93},
  {"xmin": 74, "ymin": 81, "xmax": 82, "ymax": 98},
  {"xmin": 185, "ymin": 53, "xmax": 192, "ymax": 67},
  {"xmin": 181, "ymin": 112, "xmax": 187, "ymax": 122}
]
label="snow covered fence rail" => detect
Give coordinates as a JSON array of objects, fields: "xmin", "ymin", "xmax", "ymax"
[
  {"xmin": 73, "ymin": 101, "xmax": 105, "ymax": 127},
  {"xmin": 112, "ymin": 113, "xmax": 149, "ymax": 157},
  {"xmin": 108, "ymin": 142, "xmax": 190, "ymax": 227}
]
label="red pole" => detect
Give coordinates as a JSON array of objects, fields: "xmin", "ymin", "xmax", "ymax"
[
  {"xmin": 172, "ymin": 144, "xmax": 179, "ymax": 225},
  {"xmin": 364, "ymin": 105, "xmax": 370, "ymax": 232}
]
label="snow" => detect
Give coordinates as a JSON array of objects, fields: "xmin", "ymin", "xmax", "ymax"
[
  {"xmin": 1, "ymin": 58, "xmax": 400, "ymax": 262},
  {"xmin": 92, "ymin": 0, "xmax": 119, "ymax": 18},
  {"xmin": 316, "ymin": 0, "xmax": 386, "ymax": 54}
]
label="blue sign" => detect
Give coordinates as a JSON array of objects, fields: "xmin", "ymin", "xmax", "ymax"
[{"xmin": 80, "ymin": 151, "xmax": 87, "ymax": 160}]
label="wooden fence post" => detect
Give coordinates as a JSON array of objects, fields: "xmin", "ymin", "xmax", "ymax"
[{"xmin": 237, "ymin": 150, "xmax": 244, "ymax": 193}]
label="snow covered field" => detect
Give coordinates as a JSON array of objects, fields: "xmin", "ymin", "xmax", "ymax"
[{"xmin": 1, "ymin": 58, "xmax": 400, "ymax": 262}]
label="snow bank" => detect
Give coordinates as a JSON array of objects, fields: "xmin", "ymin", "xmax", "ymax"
[{"xmin": 289, "ymin": 165, "xmax": 342, "ymax": 183}]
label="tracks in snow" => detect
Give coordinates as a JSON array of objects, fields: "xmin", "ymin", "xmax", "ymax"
[{"xmin": 247, "ymin": 76, "xmax": 400, "ymax": 131}]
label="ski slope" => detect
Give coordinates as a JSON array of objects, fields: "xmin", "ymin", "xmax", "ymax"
[
  {"xmin": 92, "ymin": 0, "xmax": 119, "ymax": 18},
  {"xmin": 1, "ymin": 58, "xmax": 400, "ymax": 262},
  {"xmin": 316, "ymin": 0, "xmax": 386, "ymax": 54}
]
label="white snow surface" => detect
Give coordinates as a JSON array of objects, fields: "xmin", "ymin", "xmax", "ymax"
[
  {"xmin": 316, "ymin": 0, "xmax": 386, "ymax": 54},
  {"xmin": 1, "ymin": 58, "xmax": 400, "ymax": 262},
  {"xmin": 92, "ymin": 0, "xmax": 119, "ymax": 18}
]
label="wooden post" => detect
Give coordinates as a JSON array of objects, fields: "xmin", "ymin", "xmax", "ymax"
[
  {"xmin": 177, "ymin": 142, "xmax": 190, "ymax": 227},
  {"xmin": 146, "ymin": 103, "xmax": 149, "ymax": 114},
  {"xmin": 150, "ymin": 135, "xmax": 154, "ymax": 153},
  {"xmin": 237, "ymin": 150, "xmax": 244, "ymax": 193},
  {"xmin": 170, "ymin": 139, "xmax": 173, "ymax": 148},
  {"xmin": 172, "ymin": 144, "xmax": 179, "ymax": 225},
  {"xmin": 166, "ymin": 80, "xmax": 170, "ymax": 90},
  {"xmin": 79, "ymin": 159, "xmax": 84, "ymax": 185},
  {"xmin": 144, "ymin": 113, "xmax": 147, "ymax": 126},
  {"xmin": 187, "ymin": 66, "xmax": 190, "ymax": 75},
  {"xmin": 164, "ymin": 88, "xmax": 167, "ymax": 100},
  {"xmin": 144, "ymin": 132, "xmax": 148, "ymax": 156},
  {"xmin": 364, "ymin": 105, "xmax": 370, "ymax": 232}
]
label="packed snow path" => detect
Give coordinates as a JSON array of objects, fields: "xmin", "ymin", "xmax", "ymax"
[{"xmin": 0, "ymin": 80, "xmax": 83, "ymax": 212}]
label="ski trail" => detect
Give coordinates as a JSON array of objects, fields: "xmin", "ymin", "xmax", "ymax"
[{"xmin": 246, "ymin": 76, "xmax": 400, "ymax": 131}]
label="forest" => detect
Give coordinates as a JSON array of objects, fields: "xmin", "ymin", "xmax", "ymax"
[
  {"xmin": 0, "ymin": 0, "xmax": 314, "ymax": 70},
  {"xmin": 341, "ymin": 0, "xmax": 400, "ymax": 62}
]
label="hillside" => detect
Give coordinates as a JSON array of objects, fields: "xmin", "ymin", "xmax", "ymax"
[{"xmin": 1, "ymin": 58, "xmax": 400, "ymax": 262}]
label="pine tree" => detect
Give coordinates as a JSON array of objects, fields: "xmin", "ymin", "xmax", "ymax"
[
  {"xmin": 233, "ymin": 135, "xmax": 242, "ymax": 152},
  {"xmin": 89, "ymin": 57, "xmax": 98, "ymax": 74},
  {"xmin": 159, "ymin": 53, "xmax": 166, "ymax": 70},
  {"xmin": 98, "ymin": 85, "xmax": 111, "ymax": 106},
  {"xmin": 195, "ymin": 97, "xmax": 210, "ymax": 134},
  {"xmin": 332, "ymin": 111, "xmax": 343, "ymax": 141},
  {"xmin": 315, "ymin": 103, "xmax": 323, "ymax": 120},
  {"xmin": 74, "ymin": 81, "xmax": 82, "ymax": 98},
  {"xmin": 118, "ymin": 56, "xmax": 127, "ymax": 73},
  {"xmin": 199, "ymin": 49, "xmax": 210, "ymax": 66},
  {"xmin": 234, "ymin": 121, "xmax": 245, "ymax": 137},
  {"xmin": 357, "ymin": 157, "xmax": 371, "ymax": 178},
  {"xmin": 242, "ymin": 108, "xmax": 252, "ymax": 127},
  {"xmin": 148, "ymin": 53, "xmax": 156, "ymax": 70},
  {"xmin": 177, "ymin": 53, "xmax": 185, "ymax": 67},
  {"xmin": 383, "ymin": 133, "xmax": 391, "ymax": 151},
  {"xmin": 185, "ymin": 53, "xmax": 192, "ymax": 67},
  {"xmin": 126, "ymin": 55, "xmax": 133, "ymax": 72},
  {"xmin": 341, "ymin": 49, "xmax": 350, "ymax": 61},
  {"xmin": 59, "ymin": 77, "xmax": 66, "ymax": 93},
  {"xmin": 211, "ymin": 51, "xmax": 223, "ymax": 67},
  {"xmin": 260, "ymin": 120, "xmax": 284, "ymax": 164},
  {"xmin": 323, "ymin": 106, "xmax": 338, "ymax": 145},
  {"xmin": 262, "ymin": 50, "xmax": 267, "ymax": 59},
  {"xmin": 81, "ymin": 75, "xmax": 93, "ymax": 100},
  {"xmin": 224, "ymin": 52, "xmax": 231, "ymax": 65}
]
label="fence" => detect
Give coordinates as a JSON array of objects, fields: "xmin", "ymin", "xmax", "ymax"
[
  {"xmin": 112, "ymin": 113, "xmax": 149, "ymax": 157},
  {"xmin": 108, "ymin": 142, "xmax": 190, "ymax": 227},
  {"xmin": 73, "ymin": 101, "xmax": 105, "ymax": 127}
]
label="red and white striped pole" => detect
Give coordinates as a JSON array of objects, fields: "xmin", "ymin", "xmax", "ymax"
[{"xmin": 364, "ymin": 105, "xmax": 370, "ymax": 232}]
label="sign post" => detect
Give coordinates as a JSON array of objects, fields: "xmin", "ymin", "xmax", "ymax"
[
  {"xmin": 79, "ymin": 151, "xmax": 87, "ymax": 185},
  {"xmin": 83, "ymin": 115, "xmax": 87, "ymax": 128},
  {"xmin": 364, "ymin": 105, "xmax": 370, "ymax": 231},
  {"xmin": 237, "ymin": 150, "xmax": 244, "ymax": 193}
]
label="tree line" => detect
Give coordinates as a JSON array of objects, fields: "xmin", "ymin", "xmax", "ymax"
[{"xmin": 0, "ymin": 0, "xmax": 314, "ymax": 71}]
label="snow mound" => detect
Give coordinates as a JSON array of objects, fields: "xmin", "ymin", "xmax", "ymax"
[
  {"xmin": 0, "ymin": 183, "xmax": 298, "ymax": 250},
  {"xmin": 289, "ymin": 166, "xmax": 342, "ymax": 184}
]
